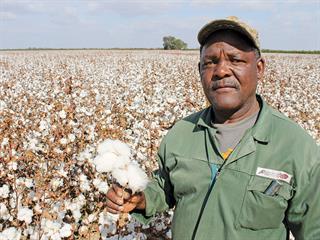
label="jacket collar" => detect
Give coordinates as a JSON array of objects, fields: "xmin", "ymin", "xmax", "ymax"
[
  {"xmin": 196, "ymin": 106, "xmax": 214, "ymax": 129},
  {"xmin": 251, "ymin": 95, "xmax": 272, "ymax": 143},
  {"xmin": 196, "ymin": 95, "xmax": 272, "ymax": 143}
]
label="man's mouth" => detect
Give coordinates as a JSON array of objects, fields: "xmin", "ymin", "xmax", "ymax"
[{"xmin": 212, "ymin": 80, "xmax": 238, "ymax": 91}]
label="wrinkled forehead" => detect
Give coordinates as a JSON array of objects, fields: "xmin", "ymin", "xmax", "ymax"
[{"xmin": 201, "ymin": 29, "xmax": 255, "ymax": 54}]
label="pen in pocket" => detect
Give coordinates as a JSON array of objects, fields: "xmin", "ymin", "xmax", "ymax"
[{"xmin": 264, "ymin": 180, "xmax": 282, "ymax": 196}]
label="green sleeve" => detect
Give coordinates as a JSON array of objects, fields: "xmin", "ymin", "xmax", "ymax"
[
  {"xmin": 132, "ymin": 138, "xmax": 175, "ymax": 224},
  {"xmin": 287, "ymin": 146, "xmax": 320, "ymax": 239}
]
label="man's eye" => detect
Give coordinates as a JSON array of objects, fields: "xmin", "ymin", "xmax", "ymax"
[
  {"xmin": 231, "ymin": 57, "xmax": 244, "ymax": 63},
  {"xmin": 203, "ymin": 59, "xmax": 217, "ymax": 66}
]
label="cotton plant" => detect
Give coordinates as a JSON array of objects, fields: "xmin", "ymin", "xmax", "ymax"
[
  {"xmin": 93, "ymin": 139, "xmax": 149, "ymax": 230},
  {"xmin": 0, "ymin": 49, "xmax": 318, "ymax": 239}
]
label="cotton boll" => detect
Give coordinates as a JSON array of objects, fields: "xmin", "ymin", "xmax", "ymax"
[
  {"xmin": 40, "ymin": 219, "xmax": 61, "ymax": 238},
  {"xmin": 39, "ymin": 120, "xmax": 48, "ymax": 131},
  {"xmin": 60, "ymin": 138, "xmax": 68, "ymax": 145},
  {"xmin": 98, "ymin": 211, "xmax": 119, "ymax": 225},
  {"xmin": 111, "ymin": 140, "xmax": 131, "ymax": 159},
  {"xmin": 24, "ymin": 178, "xmax": 34, "ymax": 188},
  {"xmin": 27, "ymin": 226, "xmax": 40, "ymax": 240},
  {"xmin": 99, "ymin": 223, "xmax": 117, "ymax": 237},
  {"xmin": 111, "ymin": 163, "xmax": 149, "ymax": 193},
  {"xmin": 0, "ymin": 227, "xmax": 21, "ymax": 240},
  {"xmin": 50, "ymin": 178, "xmax": 63, "ymax": 191},
  {"xmin": 58, "ymin": 110, "xmax": 67, "ymax": 119},
  {"xmin": 17, "ymin": 206, "xmax": 33, "ymax": 224},
  {"xmin": 34, "ymin": 204, "xmax": 42, "ymax": 214},
  {"xmin": 0, "ymin": 100, "xmax": 7, "ymax": 111},
  {"xmin": 93, "ymin": 152, "xmax": 118, "ymax": 173},
  {"xmin": 97, "ymin": 139, "xmax": 117, "ymax": 155},
  {"xmin": 68, "ymin": 133, "xmax": 76, "ymax": 142},
  {"xmin": 8, "ymin": 161, "xmax": 17, "ymax": 171},
  {"xmin": 113, "ymin": 154, "xmax": 130, "ymax": 169},
  {"xmin": 112, "ymin": 168, "xmax": 129, "ymax": 187},
  {"xmin": 87, "ymin": 213, "xmax": 97, "ymax": 223},
  {"xmin": 97, "ymin": 139, "xmax": 131, "ymax": 160},
  {"xmin": 93, "ymin": 149, "xmax": 130, "ymax": 173},
  {"xmin": 0, "ymin": 203, "xmax": 10, "ymax": 220},
  {"xmin": 79, "ymin": 226, "xmax": 88, "ymax": 236},
  {"xmin": 59, "ymin": 224, "xmax": 72, "ymax": 238},
  {"xmin": 79, "ymin": 174, "xmax": 91, "ymax": 192},
  {"xmin": 78, "ymin": 148, "xmax": 92, "ymax": 162},
  {"xmin": 0, "ymin": 184, "xmax": 10, "ymax": 198},
  {"xmin": 93, "ymin": 178, "xmax": 109, "ymax": 193},
  {"xmin": 126, "ymin": 163, "xmax": 149, "ymax": 193}
]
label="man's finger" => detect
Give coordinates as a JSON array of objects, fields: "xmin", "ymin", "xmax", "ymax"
[
  {"xmin": 127, "ymin": 193, "xmax": 143, "ymax": 203},
  {"xmin": 107, "ymin": 188, "xmax": 124, "ymax": 205},
  {"xmin": 106, "ymin": 207, "xmax": 120, "ymax": 214},
  {"xmin": 112, "ymin": 183, "xmax": 131, "ymax": 200},
  {"xmin": 106, "ymin": 197, "xmax": 124, "ymax": 212}
]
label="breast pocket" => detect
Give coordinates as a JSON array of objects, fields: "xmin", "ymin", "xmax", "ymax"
[
  {"xmin": 168, "ymin": 155, "xmax": 211, "ymax": 198},
  {"xmin": 238, "ymin": 175, "xmax": 293, "ymax": 230}
]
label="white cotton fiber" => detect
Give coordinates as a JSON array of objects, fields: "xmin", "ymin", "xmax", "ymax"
[
  {"xmin": 97, "ymin": 139, "xmax": 131, "ymax": 159},
  {"xmin": 115, "ymin": 154, "xmax": 131, "ymax": 169},
  {"xmin": 17, "ymin": 207, "xmax": 33, "ymax": 225},
  {"xmin": 94, "ymin": 139, "xmax": 149, "ymax": 193},
  {"xmin": 97, "ymin": 139, "xmax": 115, "ymax": 155},
  {"xmin": 94, "ymin": 139, "xmax": 131, "ymax": 173},
  {"xmin": 126, "ymin": 163, "xmax": 149, "ymax": 193},
  {"xmin": 93, "ymin": 152, "xmax": 119, "ymax": 173},
  {"xmin": 112, "ymin": 163, "xmax": 149, "ymax": 193},
  {"xmin": 111, "ymin": 168, "xmax": 129, "ymax": 187}
]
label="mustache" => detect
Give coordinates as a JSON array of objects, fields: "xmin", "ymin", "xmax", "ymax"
[{"xmin": 211, "ymin": 78, "xmax": 239, "ymax": 90}]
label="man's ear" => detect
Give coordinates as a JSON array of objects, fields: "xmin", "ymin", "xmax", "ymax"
[
  {"xmin": 198, "ymin": 62, "xmax": 201, "ymax": 79},
  {"xmin": 257, "ymin": 57, "xmax": 265, "ymax": 80}
]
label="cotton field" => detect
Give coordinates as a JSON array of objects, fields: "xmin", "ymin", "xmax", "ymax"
[{"xmin": 0, "ymin": 50, "xmax": 319, "ymax": 240}]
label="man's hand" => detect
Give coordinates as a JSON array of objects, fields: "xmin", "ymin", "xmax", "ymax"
[{"xmin": 106, "ymin": 183, "xmax": 146, "ymax": 214}]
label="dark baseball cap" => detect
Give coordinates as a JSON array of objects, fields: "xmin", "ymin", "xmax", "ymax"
[{"xmin": 197, "ymin": 16, "xmax": 260, "ymax": 53}]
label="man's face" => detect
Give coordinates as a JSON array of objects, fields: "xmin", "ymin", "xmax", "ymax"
[{"xmin": 199, "ymin": 30, "xmax": 265, "ymax": 113}]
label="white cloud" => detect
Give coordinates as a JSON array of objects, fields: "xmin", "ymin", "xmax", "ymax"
[
  {"xmin": 260, "ymin": 8, "xmax": 320, "ymax": 50},
  {"xmin": 49, "ymin": 6, "xmax": 81, "ymax": 25},
  {"xmin": 0, "ymin": 0, "xmax": 47, "ymax": 14},
  {"xmin": 190, "ymin": 0, "xmax": 275, "ymax": 10},
  {"xmin": 0, "ymin": 11, "xmax": 16, "ymax": 20},
  {"xmin": 85, "ymin": 0, "xmax": 179, "ymax": 16},
  {"xmin": 190, "ymin": 0, "xmax": 318, "ymax": 11},
  {"xmin": 0, "ymin": 1, "xmax": 93, "ymax": 26}
]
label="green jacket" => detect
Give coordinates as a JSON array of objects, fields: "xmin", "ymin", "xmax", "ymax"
[{"xmin": 134, "ymin": 96, "xmax": 320, "ymax": 240}]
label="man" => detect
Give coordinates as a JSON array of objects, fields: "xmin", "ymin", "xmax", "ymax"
[{"xmin": 106, "ymin": 17, "xmax": 320, "ymax": 239}]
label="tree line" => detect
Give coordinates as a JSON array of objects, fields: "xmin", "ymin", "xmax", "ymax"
[{"xmin": 162, "ymin": 36, "xmax": 188, "ymax": 50}]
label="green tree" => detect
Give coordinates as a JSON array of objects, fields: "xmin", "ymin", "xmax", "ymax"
[{"xmin": 163, "ymin": 36, "xmax": 188, "ymax": 50}]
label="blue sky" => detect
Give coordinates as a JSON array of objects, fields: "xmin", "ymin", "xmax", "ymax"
[{"xmin": 0, "ymin": 0, "xmax": 319, "ymax": 50}]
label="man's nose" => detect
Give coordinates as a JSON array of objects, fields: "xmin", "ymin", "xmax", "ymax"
[{"xmin": 213, "ymin": 60, "xmax": 231, "ymax": 80}]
